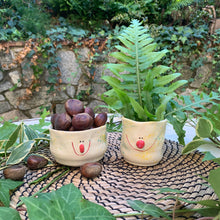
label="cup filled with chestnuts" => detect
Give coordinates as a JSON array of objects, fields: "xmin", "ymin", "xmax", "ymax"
[{"xmin": 50, "ymin": 99, "xmax": 108, "ymax": 167}]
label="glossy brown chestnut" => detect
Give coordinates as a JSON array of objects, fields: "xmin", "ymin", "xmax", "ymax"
[
  {"xmin": 72, "ymin": 113, "xmax": 93, "ymax": 130},
  {"xmin": 27, "ymin": 155, "xmax": 48, "ymax": 170},
  {"xmin": 3, "ymin": 164, "xmax": 26, "ymax": 180},
  {"xmin": 50, "ymin": 113, "xmax": 58, "ymax": 129},
  {"xmin": 65, "ymin": 99, "xmax": 84, "ymax": 116},
  {"xmin": 80, "ymin": 162, "xmax": 102, "ymax": 178},
  {"xmin": 54, "ymin": 113, "xmax": 72, "ymax": 131},
  {"xmin": 84, "ymin": 107, "xmax": 95, "ymax": 119},
  {"xmin": 94, "ymin": 112, "xmax": 107, "ymax": 127}
]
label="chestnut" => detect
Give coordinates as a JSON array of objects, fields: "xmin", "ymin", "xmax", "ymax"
[
  {"xmin": 3, "ymin": 165, "xmax": 26, "ymax": 180},
  {"xmin": 84, "ymin": 107, "xmax": 95, "ymax": 119},
  {"xmin": 94, "ymin": 112, "xmax": 107, "ymax": 127},
  {"xmin": 27, "ymin": 155, "xmax": 48, "ymax": 170},
  {"xmin": 69, "ymin": 126, "xmax": 75, "ymax": 131},
  {"xmin": 65, "ymin": 99, "xmax": 84, "ymax": 116},
  {"xmin": 54, "ymin": 113, "xmax": 72, "ymax": 131},
  {"xmin": 80, "ymin": 162, "xmax": 102, "ymax": 178},
  {"xmin": 72, "ymin": 113, "xmax": 93, "ymax": 131},
  {"xmin": 51, "ymin": 113, "xmax": 58, "ymax": 129}
]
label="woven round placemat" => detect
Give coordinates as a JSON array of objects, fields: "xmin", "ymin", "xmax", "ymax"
[{"xmin": 5, "ymin": 132, "xmax": 219, "ymax": 219}]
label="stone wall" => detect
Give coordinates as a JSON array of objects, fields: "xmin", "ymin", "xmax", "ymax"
[{"xmin": 0, "ymin": 44, "xmax": 216, "ymax": 122}]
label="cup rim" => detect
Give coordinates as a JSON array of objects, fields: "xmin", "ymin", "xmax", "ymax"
[
  {"xmin": 50, "ymin": 124, "xmax": 106, "ymax": 134},
  {"xmin": 122, "ymin": 117, "xmax": 167, "ymax": 124}
]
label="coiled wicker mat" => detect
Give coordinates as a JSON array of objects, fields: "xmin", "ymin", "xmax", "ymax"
[{"xmin": 5, "ymin": 132, "xmax": 220, "ymax": 219}]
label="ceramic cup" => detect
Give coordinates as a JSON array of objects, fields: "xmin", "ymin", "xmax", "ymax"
[
  {"xmin": 120, "ymin": 117, "xmax": 167, "ymax": 166},
  {"xmin": 50, "ymin": 125, "xmax": 107, "ymax": 166}
]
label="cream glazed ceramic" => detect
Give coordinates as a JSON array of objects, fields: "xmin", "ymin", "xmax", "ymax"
[
  {"xmin": 120, "ymin": 117, "xmax": 167, "ymax": 166},
  {"xmin": 50, "ymin": 125, "xmax": 107, "ymax": 166}
]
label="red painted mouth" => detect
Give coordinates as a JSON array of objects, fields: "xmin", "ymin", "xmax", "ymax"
[
  {"xmin": 72, "ymin": 141, "xmax": 91, "ymax": 156},
  {"xmin": 125, "ymin": 134, "xmax": 156, "ymax": 152}
]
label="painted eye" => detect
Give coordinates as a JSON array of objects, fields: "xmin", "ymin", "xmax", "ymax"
[{"xmin": 136, "ymin": 140, "xmax": 145, "ymax": 149}]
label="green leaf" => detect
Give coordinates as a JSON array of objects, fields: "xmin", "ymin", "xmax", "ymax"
[
  {"xmin": 202, "ymin": 151, "xmax": 216, "ymax": 161},
  {"xmin": 196, "ymin": 207, "xmax": 220, "ymax": 217},
  {"xmin": 182, "ymin": 139, "xmax": 211, "ymax": 154},
  {"xmin": 6, "ymin": 140, "xmax": 35, "ymax": 165},
  {"xmin": 0, "ymin": 207, "xmax": 21, "ymax": 220},
  {"xmin": 208, "ymin": 167, "xmax": 220, "ymax": 199},
  {"xmin": 21, "ymin": 184, "xmax": 115, "ymax": 220},
  {"xmin": 197, "ymin": 199, "xmax": 220, "ymax": 208},
  {"xmin": 154, "ymin": 73, "xmax": 182, "ymax": 87},
  {"xmin": 156, "ymin": 94, "xmax": 175, "ymax": 121},
  {"xmin": 129, "ymin": 97, "xmax": 148, "ymax": 121},
  {"xmin": 4, "ymin": 124, "xmax": 22, "ymax": 153},
  {"xmin": 127, "ymin": 200, "xmax": 171, "ymax": 220},
  {"xmin": 0, "ymin": 121, "xmax": 17, "ymax": 141},
  {"xmin": 196, "ymin": 118, "xmax": 213, "ymax": 138},
  {"xmin": 154, "ymin": 187, "xmax": 186, "ymax": 194},
  {"xmin": 0, "ymin": 179, "xmax": 23, "ymax": 207},
  {"xmin": 75, "ymin": 199, "xmax": 115, "ymax": 220},
  {"xmin": 24, "ymin": 124, "xmax": 40, "ymax": 140}
]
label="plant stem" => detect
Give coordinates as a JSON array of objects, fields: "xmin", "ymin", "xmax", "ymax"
[
  {"xmin": 114, "ymin": 208, "xmax": 208, "ymax": 218},
  {"xmin": 17, "ymin": 168, "xmax": 70, "ymax": 207},
  {"xmin": 29, "ymin": 166, "xmax": 66, "ymax": 184}
]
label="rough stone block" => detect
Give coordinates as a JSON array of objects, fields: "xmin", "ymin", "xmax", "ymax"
[
  {"xmin": 0, "ymin": 101, "xmax": 12, "ymax": 114},
  {"xmin": 0, "ymin": 110, "xmax": 28, "ymax": 122},
  {"xmin": 57, "ymin": 50, "xmax": 82, "ymax": 85},
  {"xmin": 0, "ymin": 81, "xmax": 13, "ymax": 93},
  {"xmin": 9, "ymin": 70, "xmax": 22, "ymax": 87}
]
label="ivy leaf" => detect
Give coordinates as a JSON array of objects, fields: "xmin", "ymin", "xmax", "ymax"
[
  {"xmin": 127, "ymin": 200, "xmax": 171, "ymax": 219},
  {"xmin": 0, "ymin": 207, "xmax": 21, "ymax": 220},
  {"xmin": 21, "ymin": 184, "xmax": 115, "ymax": 220},
  {"xmin": 75, "ymin": 199, "xmax": 116, "ymax": 220},
  {"xmin": 0, "ymin": 179, "xmax": 23, "ymax": 207}
]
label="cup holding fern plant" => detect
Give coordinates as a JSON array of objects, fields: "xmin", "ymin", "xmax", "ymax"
[{"xmin": 101, "ymin": 19, "xmax": 188, "ymax": 166}]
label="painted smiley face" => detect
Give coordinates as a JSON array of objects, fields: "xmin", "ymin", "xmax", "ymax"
[
  {"xmin": 125, "ymin": 134, "xmax": 157, "ymax": 152},
  {"xmin": 72, "ymin": 140, "xmax": 91, "ymax": 156}
]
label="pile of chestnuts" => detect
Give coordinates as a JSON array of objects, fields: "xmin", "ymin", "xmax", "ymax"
[{"xmin": 51, "ymin": 99, "xmax": 107, "ymax": 131}]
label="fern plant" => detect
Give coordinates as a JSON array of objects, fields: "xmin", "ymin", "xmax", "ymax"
[
  {"xmin": 102, "ymin": 21, "xmax": 186, "ymax": 115},
  {"xmin": 101, "ymin": 19, "xmax": 220, "ymax": 145}
]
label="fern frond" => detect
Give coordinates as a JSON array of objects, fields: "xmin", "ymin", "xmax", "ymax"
[{"xmin": 102, "ymin": 19, "xmax": 187, "ymax": 122}]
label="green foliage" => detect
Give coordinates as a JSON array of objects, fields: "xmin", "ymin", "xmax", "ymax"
[
  {"xmin": 182, "ymin": 102, "xmax": 220, "ymax": 155},
  {"xmin": 102, "ymin": 19, "xmax": 188, "ymax": 144},
  {"xmin": 127, "ymin": 200, "xmax": 171, "ymax": 219},
  {"xmin": 21, "ymin": 183, "xmax": 115, "ymax": 220},
  {"xmin": 0, "ymin": 114, "xmax": 50, "ymax": 167},
  {"xmin": 0, "ymin": 207, "xmax": 22, "ymax": 220},
  {"xmin": 102, "ymin": 19, "xmax": 187, "ymax": 121},
  {"xmin": 0, "ymin": 179, "xmax": 23, "ymax": 207}
]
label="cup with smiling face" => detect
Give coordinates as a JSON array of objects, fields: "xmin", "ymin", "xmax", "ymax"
[
  {"xmin": 49, "ymin": 125, "xmax": 107, "ymax": 166},
  {"xmin": 120, "ymin": 117, "xmax": 167, "ymax": 166}
]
